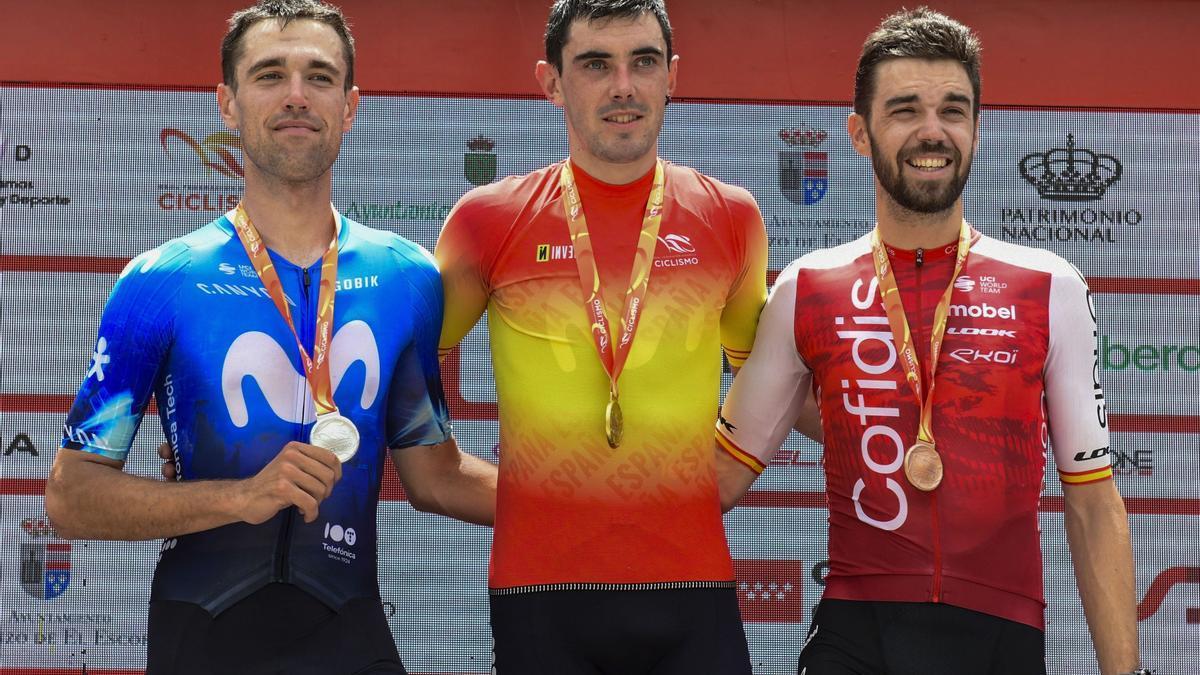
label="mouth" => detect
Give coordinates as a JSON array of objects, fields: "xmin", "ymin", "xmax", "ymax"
[
  {"xmin": 273, "ymin": 120, "xmax": 320, "ymax": 134},
  {"xmin": 905, "ymin": 156, "xmax": 951, "ymax": 172},
  {"xmin": 603, "ymin": 112, "xmax": 644, "ymax": 126}
]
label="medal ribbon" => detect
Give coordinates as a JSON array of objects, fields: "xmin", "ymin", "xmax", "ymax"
[
  {"xmin": 869, "ymin": 220, "xmax": 972, "ymax": 446},
  {"xmin": 230, "ymin": 203, "xmax": 340, "ymax": 416},
  {"xmin": 559, "ymin": 159, "xmax": 665, "ymax": 403}
]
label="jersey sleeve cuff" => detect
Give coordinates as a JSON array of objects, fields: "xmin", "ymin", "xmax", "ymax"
[
  {"xmin": 722, "ymin": 345, "xmax": 752, "ymax": 369},
  {"xmin": 60, "ymin": 442, "xmax": 128, "ymax": 462},
  {"xmin": 715, "ymin": 427, "xmax": 766, "ymax": 474},
  {"xmin": 1058, "ymin": 466, "xmax": 1114, "ymax": 485}
]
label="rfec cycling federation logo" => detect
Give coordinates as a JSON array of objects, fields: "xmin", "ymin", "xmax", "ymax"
[
  {"xmin": 19, "ymin": 516, "xmax": 72, "ymax": 600},
  {"xmin": 1000, "ymin": 133, "xmax": 1140, "ymax": 245},
  {"xmin": 157, "ymin": 127, "xmax": 242, "ymax": 213}
]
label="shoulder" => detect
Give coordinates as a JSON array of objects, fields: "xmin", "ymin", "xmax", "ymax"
[
  {"xmin": 665, "ymin": 163, "xmax": 760, "ymax": 215},
  {"xmin": 971, "ymin": 234, "xmax": 1083, "ymax": 281},
  {"xmin": 446, "ymin": 164, "xmax": 562, "ymax": 228},
  {"xmin": 344, "ymin": 218, "xmax": 441, "ymax": 297},
  {"xmin": 114, "ymin": 219, "xmax": 230, "ymax": 288}
]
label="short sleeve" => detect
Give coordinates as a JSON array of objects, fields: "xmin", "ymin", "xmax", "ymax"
[
  {"xmin": 716, "ymin": 261, "xmax": 812, "ymax": 474},
  {"xmin": 434, "ymin": 194, "xmax": 493, "ymax": 359},
  {"xmin": 61, "ymin": 246, "xmax": 183, "ymax": 461},
  {"xmin": 720, "ymin": 188, "xmax": 768, "ymax": 368},
  {"xmin": 1045, "ymin": 265, "xmax": 1113, "ymax": 485},
  {"xmin": 386, "ymin": 246, "xmax": 453, "ymax": 449}
]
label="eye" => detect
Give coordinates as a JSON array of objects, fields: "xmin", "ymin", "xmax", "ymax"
[
  {"xmin": 256, "ymin": 71, "xmax": 283, "ymax": 81},
  {"xmin": 635, "ymin": 55, "xmax": 658, "ymax": 68},
  {"xmin": 584, "ymin": 60, "xmax": 607, "ymax": 71},
  {"xmin": 943, "ymin": 107, "xmax": 968, "ymax": 117},
  {"xmin": 310, "ymin": 73, "xmax": 334, "ymax": 83}
]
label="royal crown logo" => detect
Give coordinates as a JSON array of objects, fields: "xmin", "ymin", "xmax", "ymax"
[
  {"xmin": 20, "ymin": 516, "xmax": 71, "ymax": 600},
  {"xmin": 778, "ymin": 126, "xmax": 829, "ymax": 206},
  {"xmin": 464, "ymin": 134, "xmax": 497, "ymax": 186},
  {"xmin": 1019, "ymin": 133, "xmax": 1122, "ymax": 201}
]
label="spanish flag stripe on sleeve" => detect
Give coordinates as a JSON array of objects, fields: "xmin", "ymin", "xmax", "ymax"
[
  {"xmin": 1059, "ymin": 466, "xmax": 1114, "ymax": 485},
  {"xmin": 715, "ymin": 429, "xmax": 766, "ymax": 474}
]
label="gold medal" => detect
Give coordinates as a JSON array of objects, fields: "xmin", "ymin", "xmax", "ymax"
[
  {"xmin": 605, "ymin": 395, "xmax": 623, "ymax": 449},
  {"xmin": 903, "ymin": 440, "xmax": 943, "ymax": 491}
]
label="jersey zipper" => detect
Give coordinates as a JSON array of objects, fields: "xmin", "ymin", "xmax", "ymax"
[
  {"xmin": 914, "ymin": 248, "xmax": 945, "ymax": 603},
  {"xmin": 274, "ymin": 265, "xmax": 313, "ymax": 582}
]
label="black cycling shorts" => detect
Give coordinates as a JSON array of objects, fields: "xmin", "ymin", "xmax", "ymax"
[
  {"xmin": 797, "ymin": 599, "xmax": 1047, "ymax": 674},
  {"xmin": 490, "ymin": 586, "xmax": 753, "ymax": 675},
  {"xmin": 146, "ymin": 583, "xmax": 406, "ymax": 675}
]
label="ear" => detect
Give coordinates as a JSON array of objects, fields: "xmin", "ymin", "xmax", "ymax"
[
  {"xmin": 342, "ymin": 86, "xmax": 360, "ymax": 133},
  {"xmin": 535, "ymin": 60, "xmax": 565, "ymax": 108},
  {"xmin": 217, "ymin": 83, "xmax": 239, "ymax": 131},
  {"xmin": 667, "ymin": 54, "xmax": 679, "ymax": 95},
  {"xmin": 847, "ymin": 112, "xmax": 871, "ymax": 158}
]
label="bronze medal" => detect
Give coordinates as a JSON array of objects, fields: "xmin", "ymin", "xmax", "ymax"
[
  {"xmin": 605, "ymin": 395, "xmax": 624, "ymax": 449},
  {"xmin": 903, "ymin": 441, "xmax": 943, "ymax": 491}
]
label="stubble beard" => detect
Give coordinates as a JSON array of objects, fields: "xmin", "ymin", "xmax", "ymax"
[{"xmin": 241, "ymin": 128, "xmax": 339, "ymax": 186}]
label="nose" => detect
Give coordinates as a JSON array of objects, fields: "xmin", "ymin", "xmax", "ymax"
[
  {"xmin": 915, "ymin": 109, "xmax": 948, "ymax": 143},
  {"xmin": 283, "ymin": 73, "xmax": 309, "ymax": 111},
  {"xmin": 609, "ymin": 64, "xmax": 635, "ymax": 100}
]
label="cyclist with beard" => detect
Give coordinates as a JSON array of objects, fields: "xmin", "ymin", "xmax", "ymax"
[{"xmin": 712, "ymin": 8, "xmax": 1142, "ymax": 675}]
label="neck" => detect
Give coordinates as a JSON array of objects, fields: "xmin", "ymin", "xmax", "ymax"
[
  {"xmin": 240, "ymin": 168, "xmax": 336, "ymax": 267},
  {"xmin": 875, "ymin": 193, "xmax": 965, "ymax": 250},
  {"xmin": 569, "ymin": 149, "xmax": 657, "ymax": 186}
]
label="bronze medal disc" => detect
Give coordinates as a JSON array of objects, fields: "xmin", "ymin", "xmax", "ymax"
[
  {"xmin": 605, "ymin": 397, "xmax": 623, "ymax": 449},
  {"xmin": 903, "ymin": 441, "xmax": 943, "ymax": 491}
]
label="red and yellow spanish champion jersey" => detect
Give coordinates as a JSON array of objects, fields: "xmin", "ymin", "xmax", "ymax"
[{"xmin": 437, "ymin": 160, "xmax": 767, "ymax": 590}]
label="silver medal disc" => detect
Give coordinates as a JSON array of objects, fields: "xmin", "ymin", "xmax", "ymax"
[{"xmin": 309, "ymin": 412, "xmax": 359, "ymax": 463}]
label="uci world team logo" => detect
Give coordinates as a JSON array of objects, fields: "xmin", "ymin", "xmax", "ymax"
[
  {"xmin": 778, "ymin": 126, "xmax": 829, "ymax": 206},
  {"xmin": 19, "ymin": 516, "xmax": 71, "ymax": 600},
  {"xmin": 464, "ymin": 135, "xmax": 497, "ymax": 186}
]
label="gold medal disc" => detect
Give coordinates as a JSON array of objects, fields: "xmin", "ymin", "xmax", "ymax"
[
  {"xmin": 903, "ymin": 441, "xmax": 943, "ymax": 491},
  {"xmin": 605, "ymin": 396, "xmax": 623, "ymax": 449}
]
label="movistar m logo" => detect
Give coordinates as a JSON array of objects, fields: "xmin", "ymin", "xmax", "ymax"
[{"xmin": 221, "ymin": 321, "xmax": 381, "ymax": 426}]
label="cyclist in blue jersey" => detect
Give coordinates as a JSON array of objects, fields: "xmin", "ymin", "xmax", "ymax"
[{"xmin": 44, "ymin": 2, "xmax": 497, "ymax": 673}]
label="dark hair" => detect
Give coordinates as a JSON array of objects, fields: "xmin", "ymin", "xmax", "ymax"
[
  {"xmin": 222, "ymin": 0, "xmax": 355, "ymax": 91},
  {"xmin": 854, "ymin": 7, "xmax": 981, "ymax": 119},
  {"xmin": 544, "ymin": 0, "xmax": 673, "ymax": 71}
]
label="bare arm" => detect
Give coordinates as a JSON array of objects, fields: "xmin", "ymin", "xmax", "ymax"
[
  {"xmin": 46, "ymin": 443, "xmax": 341, "ymax": 541},
  {"xmin": 1063, "ymin": 479, "xmax": 1139, "ymax": 675},
  {"xmin": 715, "ymin": 442, "xmax": 758, "ymax": 513},
  {"xmin": 391, "ymin": 435, "xmax": 497, "ymax": 526}
]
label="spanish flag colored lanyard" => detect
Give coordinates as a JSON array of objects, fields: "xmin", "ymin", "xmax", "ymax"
[
  {"xmin": 230, "ymin": 203, "xmax": 340, "ymax": 418},
  {"xmin": 559, "ymin": 159, "xmax": 666, "ymax": 448},
  {"xmin": 868, "ymin": 220, "xmax": 971, "ymax": 491}
]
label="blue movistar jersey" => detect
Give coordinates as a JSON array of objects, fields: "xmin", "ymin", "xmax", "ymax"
[{"xmin": 61, "ymin": 209, "xmax": 451, "ymax": 614}]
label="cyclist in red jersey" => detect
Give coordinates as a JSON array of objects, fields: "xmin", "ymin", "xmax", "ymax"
[{"xmin": 713, "ymin": 8, "xmax": 1143, "ymax": 675}]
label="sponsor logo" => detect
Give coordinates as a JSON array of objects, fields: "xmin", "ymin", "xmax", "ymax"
[
  {"xmin": 1111, "ymin": 448, "xmax": 1153, "ymax": 477},
  {"xmin": 464, "ymin": 135, "xmax": 498, "ymax": 186},
  {"xmin": 953, "ymin": 276, "xmax": 975, "ymax": 293},
  {"xmin": 1072, "ymin": 447, "xmax": 1110, "ymax": 462},
  {"xmin": 778, "ymin": 126, "xmax": 829, "ymax": 206},
  {"xmin": 1136, "ymin": 567, "xmax": 1199, "ymax": 624},
  {"xmin": 322, "ymin": 522, "xmax": 357, "ymax": 564},
  {"xmin": 86, "ymin": 337, "xmax": 110, "ymax": 381},
  {"xmin": 335, "ymin": 275, "xmax": 379, "ymax": 291},
  {"xmin": 1083, "ymin": 285, "xmax": 1108, "ymax": 429},
  {"xmin": 0, "ymin": 179, "xmax": 71, "ymax": 209},
  {"xmin": 0, "ymin": 133, "xmax": 32, "ymax": 161},
  {"xmin": 837, "ymin": 277, "xmax": 908, "ymax": 531},
  {"xmin": 160, "ymin": 128, "xmax": 243, "ymax": 179},
  {"xmin": 217, "ymin": 262, "xmax": 257, "ymax": 278},
  {"xmin": 948, "ymin": 348, "xmax": 1018, "ymax": 364},
  {"xmin": 20, "ymin": 517, "xmax": 71, "ymax": 600},
  {"xmin": 222, "ymin": 321, "xmax": 380, "ymax": 427},
  {"xmin": 157, "ymin": 192, "xmax": 240, "ymax": 212},
  {"xmin": 1101, "ymin": 337, "xmax": 1199, "ymax": 372},
  {"xmin": 945, "ymin": 326, "xmax": 1017, "ymax": 339},
  {"xmin": 658, "ymin": 233, "xmax": 695, "ymax": 254},
  {"xmin": 948, "ymin": 302, "xmax": 1017, "ymax": 320},
  {"xmin": 535, "ymin": 243, "xmax": 575, "ymax": 262},
  {"xmin": 157, "ymin": 538, "xmax": 178, "ymax": 562},
  {"xmin": 1001, "ymin": 134, "xmax": 1136, "ymax": 244},
  {"xmin": 3, "ymin": 433, "xmax": 39, "ymax": 457},
  {"xmin": 733, "ymin": 559, "xmax": 804, "ymax": 623}
]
